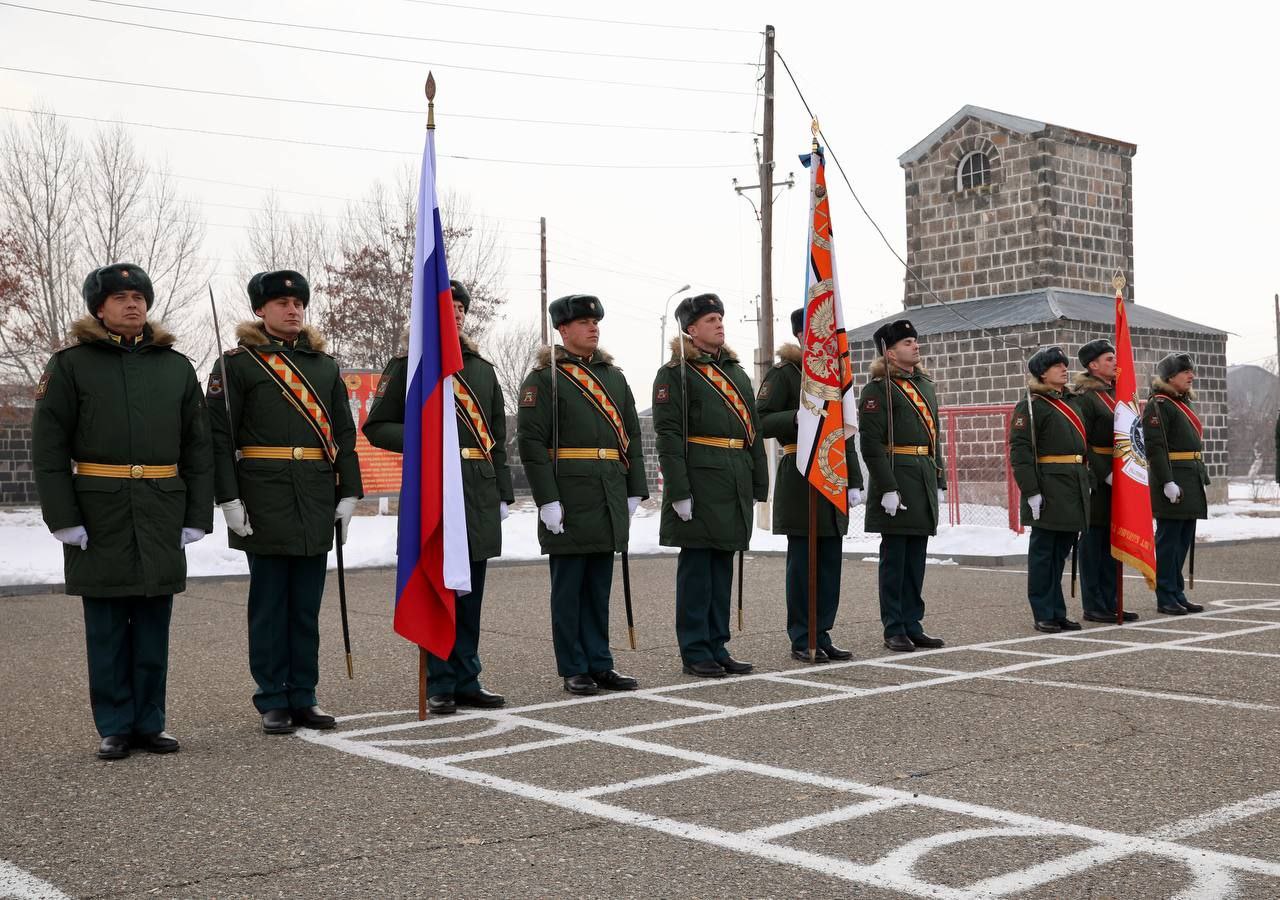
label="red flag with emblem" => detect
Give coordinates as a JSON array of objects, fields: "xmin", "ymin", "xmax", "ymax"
[
  {"xmin": 1110, "ymin": 288, "xmax": 1157, "ymax": 588},
  {"xmin": 796, "ymin": 144, "xmax": 858, "ymax": 512}
]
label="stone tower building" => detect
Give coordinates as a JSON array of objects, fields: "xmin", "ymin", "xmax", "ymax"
[{"xmin": 849, "ymin": 105, "xmax": 1228, "ymax": 507}]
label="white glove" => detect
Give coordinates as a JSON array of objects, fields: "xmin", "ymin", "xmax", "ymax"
[
  {"xmin": 1163, "ymin": 481, "xmax": 1182, "ymax": 503},
  {"xmin": 1028, "ymin": 494, "xmax": 1043, "ymax": 520},
  {"xmin": 53, "ymin": 525, "xmax": 88, "ymax": 550},
  {"xmin": 539, "ymin": 501, "xmax": 565, "ymax": 534},
  {"xmin": 335, "ymin": 496, "xmax": 358, "ymax": 544},
  {"xmin": 880, "ymin": 492, "xmax": 900, "ymax": 517},
  {"xmin": 499, "ymin": 501, "xmax": 509, "ymax": 521},
  {"xmin": 672, "ymin": 497, "xmax": 693, "ymax": 521},
  {"xmin": 179, "ymin": 527, "xmax": 205, "ymax": 549},
  {"xmin": 847, "ymin": 488, "xmax": 864, "ymax": 506},
  {"xmin": 220, "ymin": 499, "xmax": 253, "ymax": 537},
  {"xmin": 1105, "ymin": 473, "xmax": 1113, "ymax": 486},
  {"xmin": 627, "ymin": 496, "xmax": 641, "ymax": 517}
]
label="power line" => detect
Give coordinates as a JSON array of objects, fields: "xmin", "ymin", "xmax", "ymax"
[
  {"xmin": 88, "ymin": 0, "xmax": 756, "ymax": 66},
  {"xmin": 0, "ymin": 65, "xmax": 753, "ymax": 136},
  {"xmin": 0, "ymin": 106, "xmax": 755, "ymax": 170},
  {"xmin": 396, "ymin": 0, "xmax": 759, "ymax": 34},
  {"xmin": 0, "ymin": 2, "xmax": 754, "ymax": 97}
]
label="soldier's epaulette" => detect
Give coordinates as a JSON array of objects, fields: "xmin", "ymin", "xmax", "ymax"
[
  {"xmin": 869, "ymin": 375, "xmax": 884, "ymax": 383},
  {"xmin": 224, "ymin": 346, "xmax": 246, "ymax": 357}
]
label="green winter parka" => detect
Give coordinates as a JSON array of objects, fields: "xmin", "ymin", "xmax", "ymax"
[
  {"xmin": 516, "ymin": 345, "xmax": 647, "ymax": 555},
  {"xmin": 1143, "ymin": 379, "xmax": 1209, "ymax": 520},
  {"xmin": 32, "ymin": 316, "xmax": 214, "ymax": 597},
  {"xmin": 363, "ymin": 335, "xmax": 514, "ymax": 561},
  {"xmin": 1070, "ymin": 372, "xmax": 1117, "ymax": 528},
  {"xmin": 652, "ymin": 338, "xmax": 768, "ymax": 551},
  {"xmin": 756, "ymin": 342, "xmax": 863, "ymax": 537},
  {"xmin": 206, "ymin": 321, "xmax": 362, "ymax": 556},
  {"xmin": 857, "ymin": 358, "xmax": 946, "ymax": 536},
  {"xmin": 1009, "ymin": 378, "xmax": 1092, "ymax": 533}
]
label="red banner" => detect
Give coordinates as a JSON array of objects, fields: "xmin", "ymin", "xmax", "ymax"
[
  {"xmin": 1109, "ymin": 294, "xmax": 1157, "ymax": 589},
  {"xmin": 341, "ymin": 369, "xmax": 404, "ymax": 496}
]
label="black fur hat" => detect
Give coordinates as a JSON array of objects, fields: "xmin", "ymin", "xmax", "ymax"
[
  {"xmin": 1156, "ymin": 352, "xmax": 1195, "ymax": 381},
  {"xmin": 872, "ymin": 319, "xmax": 917, "ymax": 352},
  {"xmin": 450, "ymin": 279, "xmax": 471, "ymax": 312},
  {"xmin": 549, "ymin": 294, "xmax": 604, "ymax": 327},
  {"xmin": 83, "ymin": 263, "xmax": 153, "ymax": 314},
  {"xmin": 674, "ymin": 293, "xmax": 724, "ymax": 332},
  {"xmin": 790, "ymin": 307, "xmax": 805, "ymax": 338},
  {"xmin": 1028, "ymin": 345, "xmax": 1070, "ymax": 378},
  {"xmin": 248, "ymin": 270, "xmax": 309, "ymax": 311},
  {"xmin": 1077, "ymin": 338, "xmax": 1116, "ymax": 368}
]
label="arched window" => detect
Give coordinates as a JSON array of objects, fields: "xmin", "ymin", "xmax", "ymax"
[{"xmin": 957, "ymin": 151, "xmax": 991, "ymax": 191}]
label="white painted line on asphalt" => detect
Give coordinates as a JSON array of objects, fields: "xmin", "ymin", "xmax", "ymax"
[
  {"xmin": 640, "ymin": 693, "xmax": 738, "ymax": 713},
  {"xmin": 1152, "ymin": 644, "xmax": 1280, "ymax": 661},
  {"xmin": 1148, "ymin": 790, "xmax": 1280, "ymax": 841},
  {"xmin": 976, "ymin": 648, "xmax": 1062, "ymax": 659},
  {"xmin": 982, "ymin": 675, "xmax": 1280, "ymax": 714},
  {"xmin": 572, "ymin": 764, "xmax": 725, "ymax": 799},
  {"xmin": 367, "ymin": 721, "xmax": 521, "ymax": 747},
  {"xmin": 740, "ymin": 797, "xmax": 904, "ymax": 841},
  {"xmin": 1131, "ymin": 626, "xmax": 1219, "ymax": 636},
  {"xmin": 0, "ymin": 862, "xmax": 72, "ymax": 900},
  {"xmin": 757, "ymin": 672, "xmax": 870, "ymax": 694}
]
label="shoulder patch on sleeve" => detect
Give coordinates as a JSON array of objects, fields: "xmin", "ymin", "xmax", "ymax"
[
  {"xmin": 35, "ymin": 372, "xmax": 50, "ymax": 400},
  {"xmin": 206, "ymin": 372, "xmax": 224, "ymax": 398},
  {"xmin": 756, "ymin": 380, "xmax": 771, "ymax": 401},
  {"xmin": 861, "ymin": 396, "xmax": 880, "ymax": 413},
  {"xmin": 655, "ymin": 384, "xmax": 670, "ymax": 405},
  {"xmin": 1148, "ymin": 413, "xmax": 1159, "ymax": 426},
  {"xmin": 1013, "ymin": 415, "xmax": 1026, "ymax": 429},
  {"xmin": 520, "ymin": 385, "xmax": 539, "ymax": 408},
  {"xmin": 225, "ymin": 347, "xmax": 244, "ymax": 357},
  {"xmin": 374, "ymin": 377, "xmax": 389, "ymax": 399}
]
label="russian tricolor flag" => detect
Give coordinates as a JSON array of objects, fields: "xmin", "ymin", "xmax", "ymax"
[{"xmin": 394, "ymin": 125, "xmax": 469, "ymax": 658}]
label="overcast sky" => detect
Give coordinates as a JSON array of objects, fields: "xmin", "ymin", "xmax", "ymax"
[{"xmin": 2, "ymin": 0, "xmax": 1276, "ymax": 379}]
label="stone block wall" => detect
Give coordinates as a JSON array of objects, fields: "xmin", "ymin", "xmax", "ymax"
[{"xmin": 0, "ymin": 421, "xmax": 36, "ymax": 505}]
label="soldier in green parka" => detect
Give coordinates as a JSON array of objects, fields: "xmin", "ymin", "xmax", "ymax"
[
  {"xmin": 653, "ymin": 293, "xmax": 768, "ymax": 678},
  {"xmin": 206, "ymin": 270, "xmax": 363, "ymax": 735},
  {"xmin": 757, "ymin": 308, "xmax": 864, "ymax": 662},
  {"xmin": 1009, "ymin": 346, "xmax": 1092, "ymax": 633},
  {"xmin": 858, "ymin": 319, "xmax": 947, "ymax": 653},
  {"xmin": 1070, "ymin": 338, "xmax": 1138, "ymax": 622},
  {"xmin": 516, "ymin": 295, "xmax": 647, "ymax": 696},
  {"xmin": 363, "ymin": 280, "xmax": 513, "ymax": 714},
  {"xmin": 32, "ymin": 263, "xmax": 213, "ymax": 760},
  {"xmin": 1143, "ymin": 352, "xmax": 1209, "ymax": 615}
]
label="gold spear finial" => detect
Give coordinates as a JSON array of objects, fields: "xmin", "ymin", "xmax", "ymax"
[
  {"xmin": 425, "ymin": 72, "xmax": 436, "ymax": 131},
  {"xmin": 1112, "ymin": 270, "xmax": 1126, "ymax": 295},
  {"xmin": 811, "ymin": 117, "xmax": 820, "ymax": 151}
]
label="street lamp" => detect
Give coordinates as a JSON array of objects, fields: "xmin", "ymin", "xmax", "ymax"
[{"xmin": 660, "ymin": 284, "xmax": 691, "ymax": 367}]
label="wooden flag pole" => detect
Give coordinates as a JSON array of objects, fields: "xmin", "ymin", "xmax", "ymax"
[{"xmin": 807, "ymin": 485, "xmax": 818, "ymax": 662}]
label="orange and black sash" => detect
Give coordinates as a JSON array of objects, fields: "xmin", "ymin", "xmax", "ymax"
[
  {"xmin": 891, "ymin": 377, "xmax": 937, "ymax": 450},
  {"xmin": 246, "ymin": 350, "xmax": 338, "ymax": 462},
  {"xmin": 1034, "ymin": 395, "xmax": 1087, "ymax": 445},
  {"xmin": 556, "ymin": 362, "xmax": 631, "ymax": 465},
  {"xmin": 1154, "ymin": 395, "xmax": 1203, "ymax": 438},
  {"xmin": 452, "ymin": 374, "xmax": 496, "ymax": 462},
  {"xmin": 690, "ymin": 362, "xmax": 757, "ymax": 445}
]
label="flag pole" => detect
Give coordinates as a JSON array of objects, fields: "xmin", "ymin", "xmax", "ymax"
[
  {"xmin": 807, "ymin": 485, "xmax": 818, "ymax": 662},
  {"xmin": 416, "ymin": 70, "xmax": 438, "ymax": 722}
]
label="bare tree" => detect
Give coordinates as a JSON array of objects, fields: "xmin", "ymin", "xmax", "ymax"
[
  {"xmin": 484, "ymin": 320, "xmax": 542, "ymax": 411},
  {"xmin": 440, "ymin": 188, "xmax": 507, "ymax": 341}
]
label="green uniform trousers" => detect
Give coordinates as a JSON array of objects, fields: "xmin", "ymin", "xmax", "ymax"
[
  {"xmin": 1027, "ymin": 528, "xmax": 1076, "ymax": 623},
  {"xmin": 427, "ymin": 559, "xmax": 487, "ymax": 696},
  {"xmin": 1155, "ymin": 518, "xmax": 1196, "ymax": 609},
  {"xmin": 878, "ymin": 535, "xmax": 929, "ymax": 639},
  {"xmin": 1078, "ymin": 525, "xmax": 1118, "ymax": 617},
  {"xmin": 548, "ymin": 552, "xmax": 615, "ymax": 677},
  {"xmin": 246, "ymin": 553, "xmax": 326, "ymax": 713},
  {"xmin": 676, "ymin": 547, "xmax": 735, "ymax": 665},
  {"xmin": 82, "ymin": 595, "xmax": 173, "ymax": 738},
  {"xmin": 785, "ymin": 536, "xmax": 842, "ymax": 652}
]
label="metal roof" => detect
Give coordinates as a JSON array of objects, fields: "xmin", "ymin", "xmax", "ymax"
[
  {"xmin": 898, "ymin": 104, "xmax": 1134, "ymax": 166},
  {"xmin": 846, "ymin": 289, "xmax": 1227, "ymax": 343}
]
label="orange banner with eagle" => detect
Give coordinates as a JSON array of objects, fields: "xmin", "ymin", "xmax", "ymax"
[
  {"xmin": 796, "ymin": 143, "xmax": 858, "ymax": 513},
  {"xmin": 1110, "ymin": 283, "xmax": 1157, "ymax": 588}
]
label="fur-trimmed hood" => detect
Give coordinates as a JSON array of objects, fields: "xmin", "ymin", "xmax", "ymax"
[
  {"xmin": 1071, "ymin": 372, "xmax": 1113, "ymax": 393},
  {"xmin": 459, "ymin": 332, "xmax": 480, "ymax": 356},
  {"xmin": 868, "ymin": 356, "xmax": 928, "ymax": 380},
  {"xmin": 1151, "ymin": 377, "xmax": 1195, "ymax": 401},
  {"xmin": 776, "ymin": 342, "xmax": 802, "ymax": 366},
  {"xmin": 69, "ymin": 315, "xmax": 176, "ymax": 348},
  {"xmin": 666, "ymin": 335, "xmax": 740, "ymax": 366},
  {"xmin": 533, "ymin": 344, "xmax": 615, "ymax": 370},
  {"xmin": 1026, "ymin": 377, "xmax": 1069, "ymax": 397},
  {"xmin": 234, "ymin": 320, "xmax": 328, "ymax": 353}
]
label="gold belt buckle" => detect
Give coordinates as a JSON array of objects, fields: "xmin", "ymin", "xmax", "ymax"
[
  {"xmin": 292, "ymin": 447, "xmax": 305, "ymax": 461},
  {"xmin": 129, "ymin": 464, "xmax": 144, "ymax": 479},
  {"xmin": 597, "ymin": 448, "xmax": 607, "ymax": 459}
]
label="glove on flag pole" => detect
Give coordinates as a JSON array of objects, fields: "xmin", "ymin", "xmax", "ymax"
[
  {"xmin": 1109, "ymin": 273, "xmax": 1157, "ymax": 595},
  {"xmin": 796, "ymin": 134, "xmax": 858, "ymax": 512},
  {"xmin": 395, "ymin": 73, "xmax": 469, "ymax": 667}
]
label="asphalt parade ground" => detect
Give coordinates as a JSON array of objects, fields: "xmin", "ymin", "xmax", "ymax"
[{"xmin": 2, "ymin": 541, "xmax": 1279, "ymax": 899}]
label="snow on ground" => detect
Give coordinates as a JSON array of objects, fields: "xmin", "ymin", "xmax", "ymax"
[{"xmin": 5, "ymin": 491, "xmax": 1280, "ymax": 588}]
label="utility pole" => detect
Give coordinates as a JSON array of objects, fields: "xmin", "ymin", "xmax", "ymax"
[
  {"xmin": 1274, "ymin": 292, "xmax": 1279, "ymax": 375},
  {"xmin": 540, "ymin": 216, "xmax": 548, "ymax": 343},
  {"xmin": 758, "ymin": 24, "xmax": 777, "ymax": 390}
]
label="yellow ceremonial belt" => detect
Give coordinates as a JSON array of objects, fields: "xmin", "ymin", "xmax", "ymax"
[
  {"xmin": 1038, "ymin": 454, "xmax": 1084, "ymax": 464},
  {"xmin": 889, "ymin": 445, "xmax": 931, "ymax": 456},
  {"xmin": 1168, "ymin": 451, "xmax": 1202, "ymax": 461},
  {"xmin": 75, "ymin": 462, "xmax": 178, "ymax": 479},
  {"xmin": 689, "ymin": 436, "xmax": 746, "ymax": 450},
  {"xmin": 553, "ymin": 448, "xmax": 621, "ymax": 461},
  {"xmin": 460, "ymin": 448, "xmax": 489, "ymax": 460},
  {"xmin": 780, "ymin": 443, "xmax": 798, "ymax": 455},
  {"xmin": 1091, "ymin": 445, "xmax": 1114, "ymax": 456},
  {"xmin": 240, "ymin": 446, "xmax": 327, "ymax": 461}
]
